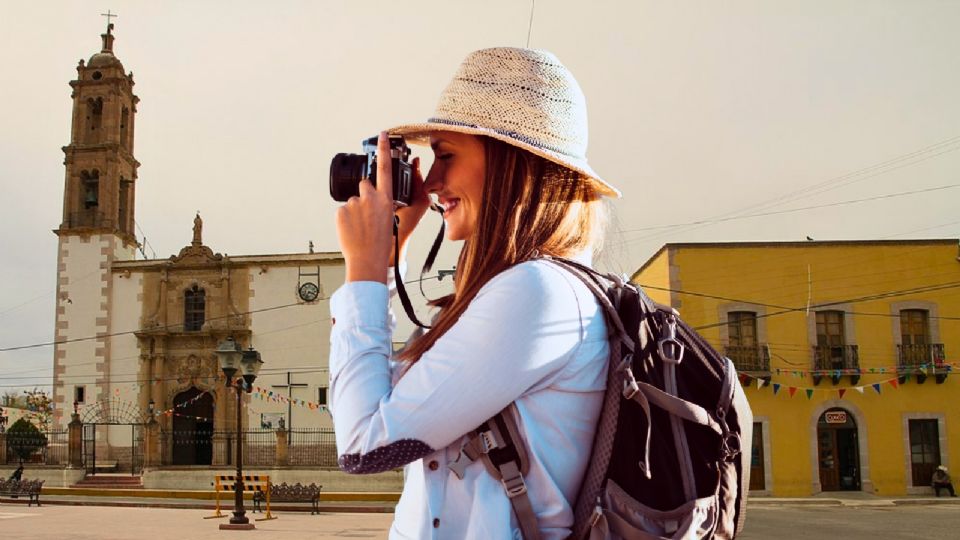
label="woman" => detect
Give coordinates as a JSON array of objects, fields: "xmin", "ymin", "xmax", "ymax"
[{"xmin": 330, "ymin": 47, "xmax": 620, "ymax": 539}]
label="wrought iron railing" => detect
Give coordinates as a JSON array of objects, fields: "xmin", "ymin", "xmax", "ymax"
[
  {"xmin": 4, "ymin": 430, "xmax": 68, "ymax": 465},
  {"xmin": 160, "ymin": 429, "xmax": 277, "ymax": 466},
  {"xmin": 724, "ymin": 344, "xmax": 771, "ymax": 373},
  {"xmin": 897, "ymin": 343, "xmax": 946, "ymax": 370},
  {"xmin": 288, "ymin": 428, "xmax": 338, "ymax": 467},
  {"xmin": 813, "ymin": 345, "xmax": 860, "ymax": 373}
]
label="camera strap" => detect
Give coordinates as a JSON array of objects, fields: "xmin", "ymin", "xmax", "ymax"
[{"xmin": 393, "ymin": 214, "xmax": 446, "ymax": 330}]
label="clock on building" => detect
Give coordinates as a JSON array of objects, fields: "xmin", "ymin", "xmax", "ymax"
[{"xmin": 298, "ymin": 282, "xmax": 320, "ymax": 302}]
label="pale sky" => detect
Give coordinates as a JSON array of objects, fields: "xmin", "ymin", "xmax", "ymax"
[{"xmin": 1, "ymin": 1, "xmax": 958, "ymax": 392}]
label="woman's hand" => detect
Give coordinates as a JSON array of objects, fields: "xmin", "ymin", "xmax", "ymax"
[
  {"xmin": 336, "ymin": 132, "xmax": 397, "ymax": 283},
  {"xmin": 392, "ymin": 155, "xmax": 431, "ymax": 262}
]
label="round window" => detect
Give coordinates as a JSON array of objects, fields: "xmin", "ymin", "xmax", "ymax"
[{"xmin": 92, "ymin": 71, "xmax": 103, "ymax": 80}]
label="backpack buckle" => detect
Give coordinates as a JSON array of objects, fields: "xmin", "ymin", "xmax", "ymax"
[
  {"xmin": 590, "ymin": 497, "xmax": 604, "ymax": 527},
  {"xmin": 498, "ymin": 461, "xmax": 527, "ymax": 498},
  {"xmin": 721, "ymin": 432, "xmax": 742, "ymax": 461},
  {"xmin": 658, "ymin": 314, "xmax": 685, "ymax": 364},
  {"xmin": 622, "ymin": 367, "xmax": 640, "ymax": 400}
]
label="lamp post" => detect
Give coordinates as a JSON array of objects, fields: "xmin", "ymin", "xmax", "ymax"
[{"xmin": 215, "ymin": 336, "xmax": 263, "ymax": 530}]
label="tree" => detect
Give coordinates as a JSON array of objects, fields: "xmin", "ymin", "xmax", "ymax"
[
  {"xmin": 2, "ymin": 391, "xmax": 24, "ymax": 408},
  {"xmin": 5, "ymin": 418, "xmax": 48, "ymax": 465},
  {"xmin": 23, "ymin": 388, "xmax": 53, "ymax": 430}
]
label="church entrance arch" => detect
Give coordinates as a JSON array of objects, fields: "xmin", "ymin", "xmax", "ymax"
[
  {"xmin": 817, "ymin": 407, "xmax": 861, "ymax": 491},
  {"xmin": 171, "ymin": 388, "xmax": 214, "ymax": 465}
]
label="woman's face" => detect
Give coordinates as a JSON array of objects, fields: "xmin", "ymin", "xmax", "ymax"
[{"xmin": 424, "ymin": 132, "xmax": 486, "ymax": 241}]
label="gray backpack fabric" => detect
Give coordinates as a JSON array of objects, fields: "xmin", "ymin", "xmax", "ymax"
[{"xmin": 455, "ymin": 258, "xmax": 752, "ymax": 539}]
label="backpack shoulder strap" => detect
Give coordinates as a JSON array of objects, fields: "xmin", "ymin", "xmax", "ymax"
[{"xmin": 460, "ymin": 405, "xmax": 542, "ymax": 540}]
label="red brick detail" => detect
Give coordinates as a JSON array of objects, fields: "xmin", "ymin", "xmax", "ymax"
[
  {"xmin": 95, "ymin": 317, "xmax": 109, "ymax": 327},
  {"xmin": 60, "ymin": 276, "xmax": 69, "ymax": 286},
  {"xmin": 56, "ymin": 320, "xmax": 69, "ymax": 329},
  {"xmin": 57, "ymin": 305, "xmax": 66, "ymax": 315}
]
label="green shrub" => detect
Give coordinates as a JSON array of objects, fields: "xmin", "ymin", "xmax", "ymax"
[{"xmin": 6, "ymin": 418, "xmax": 47, "ymax": 464}]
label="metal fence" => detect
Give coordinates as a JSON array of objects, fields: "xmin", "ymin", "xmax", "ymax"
[
  {"xmin": 5, "ymin": 430, "xmax": 69, "ymax": 465},
  {"xmin": 288, "ymin": 429, "xmax": 338, "ymax": 467},
  {"xmin": 156, "ymin": 428, "xmax": 338, "ymax": 467}
]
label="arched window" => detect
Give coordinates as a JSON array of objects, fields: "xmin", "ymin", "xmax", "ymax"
[
  {"xmin": 84, "ymin": 97, "xmax": 104, "ymax": 144},
  {"xmin": 81, "ymin": 170, "xmax": 99, "ymax": 210},
  {"xmin": 120, "ymin": 107, "xmax": 130, "ymax": 149},
  {"xmin": 184, "ymin": 285, "xmax": 206, "ymax": 332}
]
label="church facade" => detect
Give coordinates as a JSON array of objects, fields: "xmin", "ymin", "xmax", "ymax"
[{"xmin": 51, "ymin": 25, "xmax": 342, "ymax": 466}]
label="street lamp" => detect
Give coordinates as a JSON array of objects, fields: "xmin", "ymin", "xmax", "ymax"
[{"xmin": 215, "ymin": 337, "xmax": 263, "ymax": 530}]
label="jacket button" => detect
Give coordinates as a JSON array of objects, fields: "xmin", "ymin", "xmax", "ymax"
[
  {"xmin": 428, "ymin": 460, "xmax": 439, "ymax": 471},
  {"xmin": 433, "ymin": 518, "xmax": 440, "ymax": 528}
]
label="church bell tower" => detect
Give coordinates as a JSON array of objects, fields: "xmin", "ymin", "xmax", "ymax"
[
  {"xmin": 52, "ymin": 22, "xmax": 140, "ymax": 425},
  {"xmin": 58, "ymin": 22, "xmax": 140, "ymax": 242}
]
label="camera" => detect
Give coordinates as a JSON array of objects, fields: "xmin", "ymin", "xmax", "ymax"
[{"xmin": 330, "ymin": 135, "xmax": 413, "ymax": 205}]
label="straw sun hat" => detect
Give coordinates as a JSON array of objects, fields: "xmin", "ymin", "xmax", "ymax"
[{"xmin": 389, "ymin": 47, "xmax": 620, "ymax": 198}]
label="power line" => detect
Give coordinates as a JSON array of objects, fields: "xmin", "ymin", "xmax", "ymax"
[
  {"xmin": 611, "ymin": 135, "xmax": 960, "ymax": 248},
  {"xmin": 617, "ymin": 184, "xmax": 960, "ymax": 235}
]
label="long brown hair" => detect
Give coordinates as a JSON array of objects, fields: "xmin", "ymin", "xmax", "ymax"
[{"xmin": 397, "ymin": 136, "xmax": 608, "ymax": 365}]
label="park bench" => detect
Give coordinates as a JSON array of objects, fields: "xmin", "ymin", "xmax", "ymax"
[
  {"xmin": 0, "ymin": 478, "xmax": 44, "ymax": 507},
  {"xmin": 252, "ymin": 482, "xmax": 322, "ymax": 515}
]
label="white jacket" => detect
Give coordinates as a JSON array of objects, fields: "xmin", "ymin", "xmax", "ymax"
[{"xmin": 329, "ymin": 259, "xmax": 608, "ymax": 539}]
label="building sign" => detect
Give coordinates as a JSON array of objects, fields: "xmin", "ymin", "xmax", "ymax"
[{"xmin": 825, "ymin": 411, "xmax": 848, "ymax": 424}]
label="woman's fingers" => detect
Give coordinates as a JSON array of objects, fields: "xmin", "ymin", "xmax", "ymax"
[{"xmin": 376, "ymin": 131, "xmax": 394, "ymax": 202}]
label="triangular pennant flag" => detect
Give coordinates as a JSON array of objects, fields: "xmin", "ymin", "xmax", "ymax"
[
  {"xmin": 854, "ymin": 387, "xmax": 864, "ymax": 394},
  {"xmin": 879, "ymin": 367, "xmax": 886, "ymax": 374},
  {"xmin": 788, "ymin": 387, "xmax": 797, "ymax": 398},
  {"xmin": 872, "ymin": 383, "xmax": 881, "ymax": 394},
  {"xmin": 757, "ymin": 378, "xmax": 764, "ymax": 390},
  {"xmin": 889, "ymin": 379, "xmax": 899, "ymax": 389},
  {"xmin": 838, "ymin": 389, "xmax": 846, "ymax": 399},
  {"xmin": 773, "ymin": 383, "xmax": 781, "ymax": 395},
  {"xmin": 805, "ymin": 389, "xmax": 814, "ymax": 399}
]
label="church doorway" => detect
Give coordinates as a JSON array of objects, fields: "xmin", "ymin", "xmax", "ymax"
[
  {"xmin": 171, "ymin": 388, "xmax": 214, "ymax": 465},
  {"xmin": 817, "ymin": 408, "xmax": 861, "ymax": 491}
]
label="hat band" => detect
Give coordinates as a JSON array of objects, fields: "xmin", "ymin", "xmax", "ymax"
[{"xmin": 426, "ymin": 117, "xmax": 582, "ymax": 161}]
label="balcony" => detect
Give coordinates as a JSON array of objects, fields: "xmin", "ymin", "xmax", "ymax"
[
  {"xmin": 897, "ymin": 343, "xmax": 947, "ymax": 384},
  {"xmin": 812, "ymin": 345, "xmax": 861, "ymax": 386},
  {"xmin": 724, "ymin": 344, "xmax": 771, "ymax": 384}
]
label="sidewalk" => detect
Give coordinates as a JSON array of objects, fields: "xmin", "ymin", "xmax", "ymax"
[
  {"xmin": 1, "ymin": 487, "xmax": 398, "ymax": 513},
  {"xmin": 749, "ymin": 492, "xmax": 960, "ymax": 507}
]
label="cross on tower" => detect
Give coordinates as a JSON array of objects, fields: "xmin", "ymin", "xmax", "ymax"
[
  {"xmin": 101, "ymin": 10, "xmax": 118, "ymax": 32},
  {"xmin": 271, "ymin": 371, "xmax": 309, "ymax": 431}
]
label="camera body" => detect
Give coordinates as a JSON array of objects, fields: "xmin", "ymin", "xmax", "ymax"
[{"xmin": 330, "ymin": 135, "xmax": 413, "ymax": 205}]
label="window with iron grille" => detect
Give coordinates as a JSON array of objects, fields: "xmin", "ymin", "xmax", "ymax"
[
  {"xmin": 728, "ymin": 312, "xmax": 758, "ymax": 347},
  {"xmin": 184, "ymin": 286, "xmax": 205, "ymax": 332},
  {"xmin": 816, "ymin": 311, "xmax": 845, "ymax": 364},
  {"xmin": 900, "ymin": 310, "xmax": 929, "ymax": 346},
  {"xmin": 909, "ymin": 419, "xmax": 940, "ymax": 487}
]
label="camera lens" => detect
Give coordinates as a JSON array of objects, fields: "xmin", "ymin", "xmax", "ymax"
[{"xmin": 329, "ymin": 153, "xmax": 369, "ymax": 202}]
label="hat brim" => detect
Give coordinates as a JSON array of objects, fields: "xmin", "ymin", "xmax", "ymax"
[{"xmin": 388, "ymin": 122, "xmax": 621, "ymax": 198}]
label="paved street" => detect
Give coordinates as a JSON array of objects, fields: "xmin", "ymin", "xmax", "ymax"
[
  {"xmin": 0, "ymin": 506, "xmax": 394, "ymax": 540},
  {"xmin": 0, "ymin": 502, "xmax": 958, "ymax": 538},
  {"xmin": 741, "ymin": 504, "xmax": 960, "ymax": 539}
]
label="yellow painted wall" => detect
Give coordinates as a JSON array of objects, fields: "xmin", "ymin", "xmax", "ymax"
[{"xmin": 634, "ymin": 241, "xmax": 960, "ymax": 496}]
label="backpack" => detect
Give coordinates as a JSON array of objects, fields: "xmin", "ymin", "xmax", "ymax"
[{"xmin": 450, "ymin": 257, "xmax": 753, "ymax": 539}]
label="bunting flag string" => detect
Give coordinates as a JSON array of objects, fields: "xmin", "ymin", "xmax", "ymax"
[
  {"xmin": 739, "ymin": 373, "xmax": 907, "ymax": 399},
  {"xmin": 770, "ymin": 362, "xmax": 956, "ymax": 377}
]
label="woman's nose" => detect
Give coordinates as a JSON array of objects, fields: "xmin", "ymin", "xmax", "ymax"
[{"xmin": 423, "ymin": 165, "xmax": 441, "ymax": 193}]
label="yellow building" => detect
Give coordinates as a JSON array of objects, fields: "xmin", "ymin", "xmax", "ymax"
[{"xmin": 632, "ymin": 240, "xmax": 959, "ymax": 497}]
